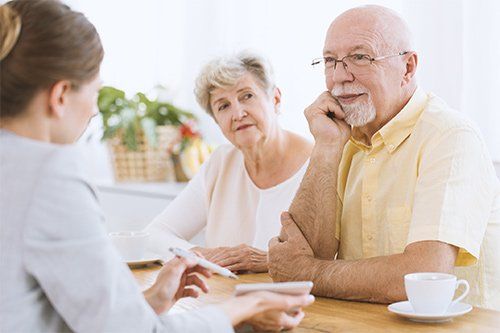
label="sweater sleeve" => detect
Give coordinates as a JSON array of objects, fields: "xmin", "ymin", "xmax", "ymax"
[
  {"xmin": 158, "ymin": 306, "xmax": 233, "ymax": 333},
  {"xmin": 145, "ymin": 154, "xmax": 213, "ymax": 257}
]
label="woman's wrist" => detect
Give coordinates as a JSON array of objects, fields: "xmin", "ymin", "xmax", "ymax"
[
  {"xmin": 143, "ymin": 283, "xmax": 171, "ymax": 314},
  {"xmin": 143, "ymin": 286, "xmax": 160, "ymax": 313}
]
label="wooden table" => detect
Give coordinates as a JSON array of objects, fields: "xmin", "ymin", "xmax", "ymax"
[{"xmin": 133, "ymin": 264, "xmax": 500, "ymax": 332}]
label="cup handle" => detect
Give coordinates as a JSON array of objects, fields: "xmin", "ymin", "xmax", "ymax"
[{"xmin": 450, "ymin": 279, "xmax": 470, "ymax": 307}]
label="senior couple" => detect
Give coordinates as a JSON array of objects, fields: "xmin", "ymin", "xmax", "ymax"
[
  {"xmin": 1, "ymin": 1, "xmax": 499, "ymax": 333},
  {"xmin": 147, "ymin": 5, "xmax": 500, "ymax": 311}
]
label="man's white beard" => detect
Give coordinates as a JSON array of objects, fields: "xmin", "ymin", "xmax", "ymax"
[{"xmin": 331, "ymin": 87, "xmax": 376, "ymax": 127}]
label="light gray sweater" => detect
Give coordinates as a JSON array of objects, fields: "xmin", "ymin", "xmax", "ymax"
[{"xmin": 0, "ymin": 130, "xmax": 233, "ymax": 333}]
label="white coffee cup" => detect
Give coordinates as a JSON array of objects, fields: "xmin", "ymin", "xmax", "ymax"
[
  {"xmin": 404, "ymin": 272, "xmax": 469, "ymax": 315},
  {"xmin": 109, "ymin": 231, "xmax": 150, "ymax": 261}
]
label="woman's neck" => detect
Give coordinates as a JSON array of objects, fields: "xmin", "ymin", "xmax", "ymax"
[
  {"xmin": 0, "ymin": 114, "xmax": 50, "ymax": 142},
  {"xmin": 241, "ymin": 127, "xmax": 289, "ymax": 180}
]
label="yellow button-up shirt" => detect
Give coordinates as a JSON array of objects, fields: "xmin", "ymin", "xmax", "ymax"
[{"xmin": 336, "ymin": 87, "xmax": 500, "ymax": 310}]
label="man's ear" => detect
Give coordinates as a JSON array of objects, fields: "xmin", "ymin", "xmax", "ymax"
[
  {"xmin": 401, "ymin": 52, "xmax": 418, "ymax": 86},
  {"xmin": 273, "ymin": 87, "xmax": 282, "ymax": 114},
  {"xmin": 48, "ymin": 80, "xmax": 72, "ymax": 119}
]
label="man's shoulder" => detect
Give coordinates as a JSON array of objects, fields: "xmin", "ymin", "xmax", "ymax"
[
  {"xmin": 417, "ymin": 93, "xmax": 477, "ymax": 134},
  {"xmin": 412, "ymin": 92, "xmax": 491, "ymax": 159}
]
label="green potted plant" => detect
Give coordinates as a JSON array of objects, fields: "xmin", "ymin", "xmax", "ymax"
[{"xmin": 98, "ymin": 86, "xmax": 197, "ymax": 182}]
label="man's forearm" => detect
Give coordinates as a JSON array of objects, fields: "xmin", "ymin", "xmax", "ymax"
[
  {"xmin": 289, "ymin": 143, "xmax": 343, "ymax": 259},
  {"xmin": 302, "ymin": 242, "xmax": 457, "ymax": 303},
  {"xmin": 308, "ymin": 254, "xmax": 408, "ymax": 303}
]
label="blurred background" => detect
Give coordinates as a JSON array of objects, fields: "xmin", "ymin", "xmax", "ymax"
[
  {"xmin": 2, "ymin": 0, "xmax": 497, "ymax": 235},
  {"xmin": 58, "ymin": 0, "xmax": 500, "ymax": 182}
]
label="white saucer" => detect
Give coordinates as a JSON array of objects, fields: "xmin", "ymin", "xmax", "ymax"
[{"xmin": 388, "ymin": 301, "xmax": 472, "ymax": 323}]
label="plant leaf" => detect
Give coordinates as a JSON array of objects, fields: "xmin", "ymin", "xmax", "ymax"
[{"xmin": 141, "ymin": 117, "xmax": 157, "ymax": 147}]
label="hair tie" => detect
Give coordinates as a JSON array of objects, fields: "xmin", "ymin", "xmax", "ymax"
[{"xmin": 0, "ymin": 5, "xmax": 22, "ymax": 61}]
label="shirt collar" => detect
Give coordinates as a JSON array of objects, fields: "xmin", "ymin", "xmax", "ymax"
[{"xmin": 350, "ymin": 86, "xmax": 428, "ymax": 154}]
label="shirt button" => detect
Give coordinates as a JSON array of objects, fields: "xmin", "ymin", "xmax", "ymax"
[
  {"xmin": 367, "ymin": 235, "xmax": 373, "ymax": 240},
  {"xmin": 370, "ymin": 158, "xmax": 376, "ymax": 164},
  {"xmin": 366, "ymin": 195, "xmax": 372, "ymax": 202}
]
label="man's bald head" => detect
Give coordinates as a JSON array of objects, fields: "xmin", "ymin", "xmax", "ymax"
[
  {"xmin": 327, "ymin": 5, "xmax": 413, "ymax": 55},
  {"xmin": 322, "ymin": 5, "xmax": 418, "ymax": 131}
]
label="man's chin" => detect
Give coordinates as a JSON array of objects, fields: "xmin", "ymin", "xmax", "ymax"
[
  {"xmin": 342, "ymin": 107, "xmax": 376, "ymax": 127},
  {"xmin": 345, "ymin": 118, "xmax": 372, "ymax": 127}
]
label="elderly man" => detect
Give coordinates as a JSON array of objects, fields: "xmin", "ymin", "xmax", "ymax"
[{"xmin": 268, "ymin": 5, "xmax": 500, "ymax": 310}]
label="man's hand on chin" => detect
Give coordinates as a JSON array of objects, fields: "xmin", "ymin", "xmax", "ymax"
[{"xmin": 268, "ymin": 212, "xmax": 315, "ymax": 282}]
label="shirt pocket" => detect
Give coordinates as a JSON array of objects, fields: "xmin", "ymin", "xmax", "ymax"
[{"xmin": 385, "ymin": 206, "xmax": 412, "ymax": 254}]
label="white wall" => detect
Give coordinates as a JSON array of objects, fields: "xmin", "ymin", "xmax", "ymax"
[{"xmin": 61, "ymin": 0, "xmax": 500, "ymax": 180}]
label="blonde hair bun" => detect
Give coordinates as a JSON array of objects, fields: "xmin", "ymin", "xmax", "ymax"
[{"xmin": 0, "ymin": 4, "xmax": 22, "ymax": 61}]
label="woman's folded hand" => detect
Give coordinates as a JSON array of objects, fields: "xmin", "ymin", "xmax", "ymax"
[{"xmin": 191, "ymin": 244, "xmax": 268, "ymax": 273}]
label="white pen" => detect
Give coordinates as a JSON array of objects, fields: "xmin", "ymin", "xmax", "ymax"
[{"xmin": 169, "ymin": 247, "xmax": 239, "ymax": 280}]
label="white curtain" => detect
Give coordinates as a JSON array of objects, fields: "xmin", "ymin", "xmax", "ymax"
[{"xmin": 63, "ymin": 0, "xmax": 500, "ymax": 181}]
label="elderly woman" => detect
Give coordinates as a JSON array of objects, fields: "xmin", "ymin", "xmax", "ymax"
[
  {"xmin": 0, "ymin": 1, "xmax": 313, "ymax": 332},
  {"xmin": 145, "ymin": 52, "xmax": 312, "ymax": 273}
]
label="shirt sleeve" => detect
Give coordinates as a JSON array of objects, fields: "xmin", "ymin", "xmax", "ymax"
[
  {"xmin": 407, "ymin": 127, "xmax": 497, "ymax": 266},
  {"xmin": 335, "ymin": 194, "xmax": 342, "ymax": 241},
  {"xmin": 22, "ymin": 149, "xmax": 233, "ymax": 333},
  {"xmin": 145, "ymin": 158, "xmax": 210, "ymax": 257}
]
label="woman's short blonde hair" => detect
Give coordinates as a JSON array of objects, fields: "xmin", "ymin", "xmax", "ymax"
[{"xmin": 194, "ymin": 51, "xmax": 276, "ymax": 117}]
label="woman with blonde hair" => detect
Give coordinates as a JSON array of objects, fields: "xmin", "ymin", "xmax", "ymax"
[
  {"xmin": 0, "ymin": 1, "xmax": 313, "ymax": 332},
  {"xmin": 146, "ymin": 52, "xmax": 312, "ymax": 273}
]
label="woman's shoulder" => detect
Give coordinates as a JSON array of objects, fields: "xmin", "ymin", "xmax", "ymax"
[
  {"xmin": 287, "ymin": 131, "xmax": 313, "ymax": 154},
  {"xmin": 0, "ymin": 131, "xmax": 87, "ymax": 181},
  {"xmin": 204, "ymin": 144, "xmax": 242, "ymax": 170},
  {"xmin": 198, "ymin": 143, "xmax": 244, "ymax": 187},
  {"xmin": 40, "ymin": 145, "xmax": 88, "ymax": 180},
  {"xmin": 285, "ymin": 131, "xmax": 313, "ymax": 167},
  {"xmin": 210, "ymin": 143, "xmax": 240, "ymax": 159}
]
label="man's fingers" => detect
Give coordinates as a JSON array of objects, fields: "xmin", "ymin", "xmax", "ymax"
[
  {"xmin": 268, "ymin": 236, "xmax": 281, "ymax": 249},
  {"xmin": 278, "ymin": 225, "xmax": 288, "ymax": 241},
  {"xmin": 326, "ymin": 96, "xmax": 345, "ymax": 120},
  {"xmin": 280, "ymin": 211, "xmax": 294, "ymax": 224},
  {"xmin": 306, "ymin": 91, "xmax": 345, "ymax": 120},
  {"xmin": 280, "ymin": 212, "xmax": 305, "ymax": 240}
]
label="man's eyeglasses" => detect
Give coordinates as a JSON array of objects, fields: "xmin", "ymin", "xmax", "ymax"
[{"xmin": 311, "ymin": 51, "xmax": 409, "ymax": 75}]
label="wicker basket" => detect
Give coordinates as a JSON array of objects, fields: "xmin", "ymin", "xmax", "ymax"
[{"xmin": 108, "ymin": 125, "xmax": 180, "ymax": 182}]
